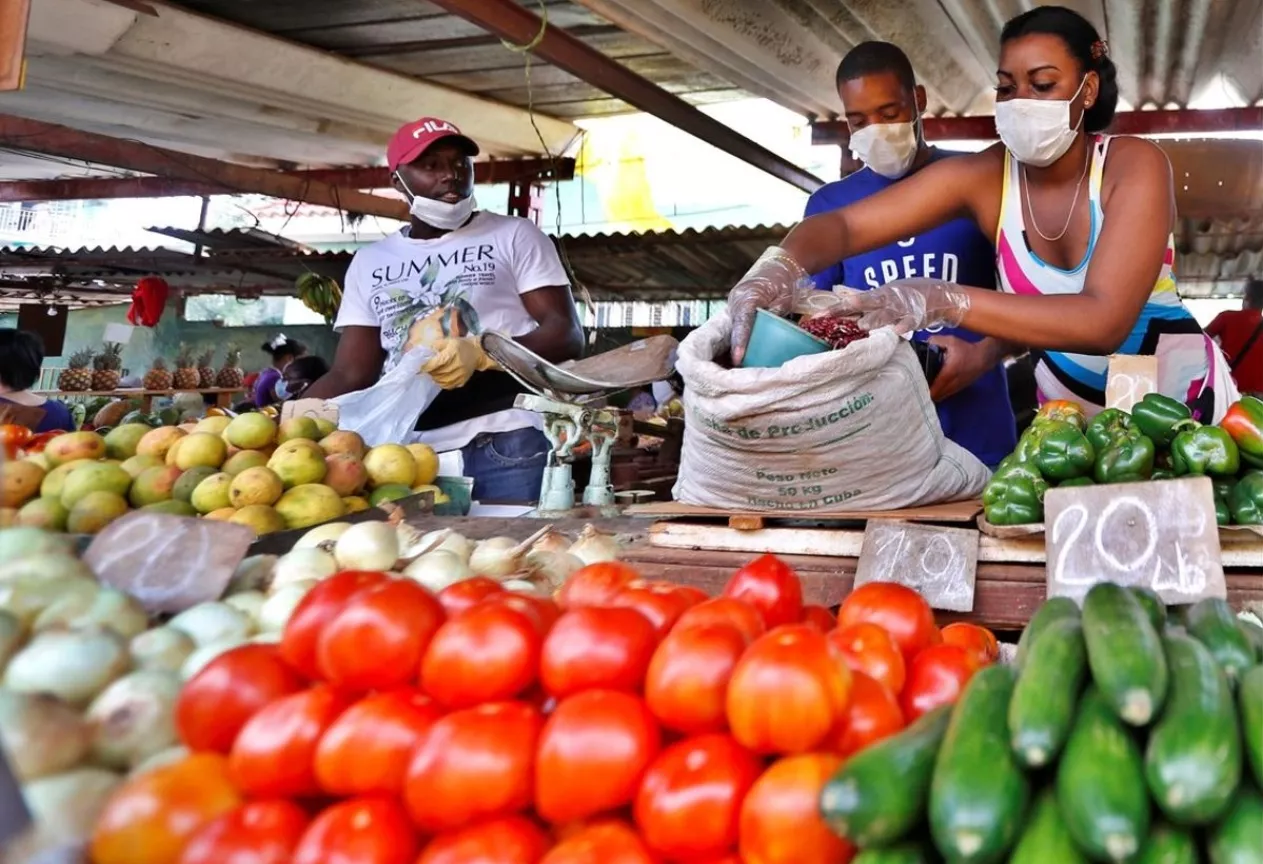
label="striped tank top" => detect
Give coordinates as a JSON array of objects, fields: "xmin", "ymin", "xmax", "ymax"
[{"xmin": 995, "ymin": 135, "xmax": 1234, "ymax": 422}]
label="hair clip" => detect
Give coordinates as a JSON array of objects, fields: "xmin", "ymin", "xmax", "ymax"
[{"xmin": 1090, "ymin": 39, "xmax": 1109, "ymax": 61}]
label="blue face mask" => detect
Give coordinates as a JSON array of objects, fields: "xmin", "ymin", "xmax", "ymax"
[{"xmin": 274, "ymin": 379, "xmax": 290, "ymax": 400}]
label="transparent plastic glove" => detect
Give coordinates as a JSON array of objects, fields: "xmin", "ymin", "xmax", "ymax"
[
  {"xmin": 727, "ymin": 246, "xmax": 815, "ymax": 365},
  {"xmin": 821, "ymin": 278, "xmax": 971, "ymax": 335},
  {"xmin": 421, "ymin": 335, "xmax": 498, "ymax": 389}
]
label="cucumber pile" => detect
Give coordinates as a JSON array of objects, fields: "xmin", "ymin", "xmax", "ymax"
[{"xmin": 821, "ymin": 583, "xmax": 1263, "ymax": 863}]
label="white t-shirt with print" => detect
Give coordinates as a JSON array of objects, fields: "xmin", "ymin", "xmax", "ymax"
[{"xmin": 335, "ymin": 211, "xmax": 568, "ymax": 452}]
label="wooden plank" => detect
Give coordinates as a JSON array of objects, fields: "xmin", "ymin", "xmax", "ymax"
[
  {"xmin": 369, "ymin": 30, "xmax": 658, "ymax": 77},
  {"xmin": 628, "ymin": 498, "xmax": 984, "ymax": 524},
  {"xmin": 0, "ymin": 0, "xmax": 30, "ymax": 93}
]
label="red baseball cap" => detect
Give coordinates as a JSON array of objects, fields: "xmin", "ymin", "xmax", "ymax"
[{"xmin": 387, "ymin": 117, "xmax": 479, "ymax": 171}]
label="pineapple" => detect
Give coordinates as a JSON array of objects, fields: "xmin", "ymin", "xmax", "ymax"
[
  {"xmin": 215, "ymin": 344, "xmax": 244, "ymax": 389},
  {"xmin": 172, "ymin": 344, "xmax": 199, "ymax": 390},
  {"xmin": 58, "ymin": 348, "xmax": 94, "ymax": 392},
  {"xmin": 143, "ymin": 357, "xmax": 174, "ymax": 391},
  {"xmin": 91, "ymin": 343, "xmax": 123, "ymax": 391},
  {"xmin": 197, "ymin": 349, "xmax": 216, "ymax": 389}
]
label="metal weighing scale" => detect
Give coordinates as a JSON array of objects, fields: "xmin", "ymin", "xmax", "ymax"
[{"xmin": 482, "ymin": 333, "xmax": 679, "ymax": 516}]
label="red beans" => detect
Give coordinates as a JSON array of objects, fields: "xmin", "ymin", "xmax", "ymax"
[{"xmin": 799, "ymin": 316, "xmax": 870, "ymax": 350}]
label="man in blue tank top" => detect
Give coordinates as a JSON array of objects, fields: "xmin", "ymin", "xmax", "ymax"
[{"xmin": 806, "ymin": 42, "xmax": 1016, "ymax": 469}]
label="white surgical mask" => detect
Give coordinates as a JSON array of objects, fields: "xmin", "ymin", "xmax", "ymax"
[
  {"xmin": 994, "ymin": 77, "xmax": 1087, "ymax": 168},
  {"xmin": 849, "ymin": 117, "xmax": 920, "ymax": 179},
  {"xmin": 396, "ymin": 174, "xmax": 477, "ymax": 230}
]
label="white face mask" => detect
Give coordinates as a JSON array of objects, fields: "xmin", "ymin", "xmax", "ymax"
[
  {"xmin": 849, "ymin": 117, "xmax": 920, "ymax": 179},
  {"xmin": 396, "ymin": 174, "xmax": 477, "ymax": 230},
  {"xmin": 994, "ymin": 77, "xmax": 1087, "ymax": 168}
]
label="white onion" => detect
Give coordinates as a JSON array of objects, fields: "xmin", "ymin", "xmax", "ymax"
[
  {"xmin": 525, "ymin": 550, "xmax": 585, "ymax": 590},
  {"xmin": 85, "ymin": 670, "xmax": 182, "ymax": 770},
  {"xmin": 417, "ymin": 528, "xmax": 474, "ymax": 563},
  {"xmin": 226, "ymin": 554, "xmax": 277, "ymax": 595},
  {"xmin": 8, "ymin": 768, "xmax": 121, "ymax": 859},
  {"xmin": 0, "ymin": 527, "xmax": 76, "ymax": 562},
  {"xmin": 294, "ymin": 521, "xmax": 353, "ymax": 549},
  {"xmin": 258, "ymin": 581, "xmax": 315, "ymax": 632},
  {"xmin": 128, "ymin": 744, "xmax": 188, "ymax": 778},
  {"xmin": 531, "ymin": 530, "xmax": 573, "ymax": 555},
  {"xmin": 168, "ymin": 601, "xmax": 253, "ymax": 648},
  {"xmin": 501, "ymin": 578, "xmax": 545, "ymax": 595},
  {"xmin": 224, "ymin": 590, "xmax": 266, "ymax": 625},
  {"xmin": 250, "ymin": 631, "xmax": 282, "ymax": 645},
  {"xmin": 0, "ymin": 575, "xmax": 99, "ymax": 628},
  {"xmin": 0, "ymin": 689, "xmax": 92, "ymax": 781},
  {"xmin": 128, "ymin": 626, "xmax": 195, "ymax": 675},
  {"xmin": 469, "ymin": 536, "xmax": 524, "ymax": 580},
  {"xmin": 334, "ymin": 520, "xmax": 400, "ymax": 571},
  {"xmin": 180, "ymin": 637, "xmax": 247, "ymax": 680},
  {"xmin": 403, "ymin": 550, "xmax": 471, "ymax": 593},
  {"xmin": 34, "ymin": 588, "xmax": 149, "ymax": 640},
  {"xmin": 0, "ymin": 608, "xmax": 23, "ymax": 669},
  {"xmin": 270, "ymin": 547, "xmax": 338, "ymax": 594},
  {"xmin": 4, "ymin": 627, "xmax": 130, "ymax": 707},
  {"xmin": 568, "ymin": 524, "xmax": 622, "ymax": 565},
  {"xmin": 1, "ymin": 552, "xmax": 96, "ymax": 588}
]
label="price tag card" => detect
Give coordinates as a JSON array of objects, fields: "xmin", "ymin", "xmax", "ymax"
[
  {"xmin": 84, "ymin": 512, "xmax": 256, "ymax": 613},
  {"xmin": 1045, "ymin": 476, "xmax": 1226, "ymax": 605},
  {"xmin": 855, "ymin": 519, "xmax": 979, "ymax": 612},
  {"xmin": 280, "ymin": 398, "xmax": 339, "ymax": 424},
  {"xmin": 1105, "ymin": 354, "xmax": 1159, "ymax": 412},
  {"xmin": 0, "ymin": 745, "xmax": 30, "ymax": 846}
]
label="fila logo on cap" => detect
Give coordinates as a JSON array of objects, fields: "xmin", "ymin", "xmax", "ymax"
[{"xmin": 413, "ymin": 119, "xmax": 459, "ymax": 138}]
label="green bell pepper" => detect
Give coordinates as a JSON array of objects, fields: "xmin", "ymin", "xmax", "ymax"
[
  {"xmin": 983, "ymin": 466, "xmax": 1048, "ymax": 526},
  {"xmin": 1170, "ymin": 423, "xmax": 1241, "ymax": 477},
  {"xmin": 1094, "ymin": 431, "xmax": 1156, "ymax": 484},
  {"xmin": 1215, "ymin": 492, "xmax": 1232, "ymax": 526},
  {"xmin": 1131, "ymin": 393, "xmax": 1192, "ymax": 446},
  {"xmin": 1033, "ymin": 399, "xmax": 1088, "ymax": 432},
  {"xmin": 1213, "ymin": 477, "xmax": 1238, "ymax": 502},
  {"xmin": 1220, "ymin": 397, "xmax": 1263, "ymax": 463},
  {"xmin": 1085, "ymin": 408, "xmax": 1137, "ymax": 453},
  {"xmin": 1059, "ymin": 476, "xmax": 1095, "ymax": 488},
  {"xmin": 1228, "ymin": 470, "xmax": 1263, "ymax": 525},
  {"xmin": 1032, "ymin": 420, "xmax": 1095, "ymax": 481},
  {"xmin": 1152, "ymin": 469, "xmax": 1178, "ymax": 482}
]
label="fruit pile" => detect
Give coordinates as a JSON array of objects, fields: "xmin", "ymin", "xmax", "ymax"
[
  {"xmin": 0, "ymin": 414, "xmax": 443, "ymax": 536},
  {"xmin": 799, "ymin": 315, "xmax": 870, "ymax": 351},
  {"xmin": 822, "ymin": 584, "xmax": 1263, "ymax": 862},
  {"xmin": 984, "ymin": 394, "xmax": 1263, "ymax": 526},
  {"xmin": 73, "ymin": 553, "xmax": 997, "ymax": 864}
]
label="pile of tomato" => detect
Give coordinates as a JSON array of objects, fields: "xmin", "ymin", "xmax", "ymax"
[{"xmin": 87, "ymin": 554, "xmax": 998, "ymax": 864}]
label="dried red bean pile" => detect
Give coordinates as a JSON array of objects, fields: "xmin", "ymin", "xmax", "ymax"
[{"xmin": 799, "ymin": 315, "xmax": 870, "ymax": 350}]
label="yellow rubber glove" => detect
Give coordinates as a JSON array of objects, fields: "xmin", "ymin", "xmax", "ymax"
[{"xmin": 421, "ymin": 335, "xmax": 498, "ymax": 389}]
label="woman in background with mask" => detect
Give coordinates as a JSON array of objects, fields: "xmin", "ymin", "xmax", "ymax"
[
  {"xmin": 730, "ymin": 5, "xmax": 1234, "ymax": 421},
  {"xmin": 253, "ymin": 334, "xmax": 305, "ymax": 408}
]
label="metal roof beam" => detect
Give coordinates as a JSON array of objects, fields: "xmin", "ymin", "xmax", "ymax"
[{"xmin": 426, "ymin": 0, "xmax": 823, "ymax": 193}]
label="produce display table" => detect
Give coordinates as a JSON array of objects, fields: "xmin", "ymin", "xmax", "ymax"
[{"xmin": 32, "ymin": 387, "xmax": 247, "ymax": 410}]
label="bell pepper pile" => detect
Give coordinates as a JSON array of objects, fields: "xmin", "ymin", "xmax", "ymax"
[{"xmin": 984, "ymin": 395, "xmax": 1263, "ymax": 526}]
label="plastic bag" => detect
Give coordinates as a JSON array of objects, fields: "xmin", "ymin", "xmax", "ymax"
[{"xmin": 330, "ymin": 346, "xmax": 440, "ymax": 447}]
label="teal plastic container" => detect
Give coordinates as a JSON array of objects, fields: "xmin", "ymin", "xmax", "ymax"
[{"xmin": 740, "ymin": 308, "xmax": 830, "ymax": 368}]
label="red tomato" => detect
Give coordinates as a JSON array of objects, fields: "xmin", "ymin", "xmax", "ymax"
[
  {"xmin": 417, "ymin": 816, "xmax": 550, "ymax": 864},
  {"xmin": 535, "ymin": 689, "xmax": 661, "ymax": 824},
  {"xmin": 316, "ymin": 579, "xmax": 446, "ymax": 693},
  {"xmin": 837, "ymin": 582, "xmax": 937, "ymax": 664},
  {"xmin": 90, "ymin": 753, "xmax": 242, "ymax": 864},
  {"xmin": 540, "ymin": 821, "xmax": 657, "ymax": 864},
  {"xmin": 721, "ymin": 554, "xmax": 803, "ymax": 629},
  {"xmin": 674, "ymin": 597, "xmax": 766, "ymax": 644},
  {"xmin": 609, "ymin": 581, "xmax": 696, "ymax": 636},
  {"xmin": 801, "ymin": 605, "xmax": 837, "ymax": 632},
  {"xmin": 0, "ymin": 424, "xmax": 31, "ymax": 459},
  {"xmin": 939, "ymin": 622, "xmax": 999, "ymax": 666},
  {"xmin": 633, "ymin": 734, "xmax": 762, "ymax": 860},
  {"xmin": 645, "ymin": 621, "xmax": 748, "ymax": 735},
  {"xmin": 540, "ymin": 606, "xmax": 658, "ymax": 698},
  {"xmin": 229, "ymin": 685, "xmax": 349, "ymax": 799},
  {"xmin": 726, "ymin": 625, "xmax": 852, "ymax": 755},
  {"xmin": 420, "ymin": 601, "xmax": 542, "ymax": 708},
  {"xmin": 314, "ymin": 688, "xmax": 442, "ymax": 797},
  {"xmin": 827, "ymin": 670, "xmax": 904, "ymax": 758},
  {"xmin": 672, "ymin": 584, "xmax": 710, "ymax": 607},
  {"xmin": 176, "ymin": 645, "xmax": 306, "ymax": 754},
  {"xmin": 437, "ymin": 577, "xmax": 505, "ymax": 617},
  {"xmin": 900, "ymin": 644, "xmax": 981, "ymax": 721},
  {"xmin": 20, "ymin": 430, "xmax": 59, "ymax": 455},
  {"xmin": 491, "ymin": 592, "xmax": 562, "ymax": 634},
  {"xmin": 738, "ymin": 754, "xmax": 854, "ymax": 864},
  {"xmin": 281, "ymin": 570, "xmax": 390, "ymax": 679},
  {"xmin": 404, "ymin": 701, "xmax": 542, "ymax": 833},
  {"xmin": 178, "ymin": 800, "xmax": 309, "ymax": 864},
  {"xmin": 557, "ymin": 561, "xmax": 641, "ymax": 609},
  {"xmin": 827, "ymin": 622, "xmax": 907, "ymax": 696},
  {"xmin": 293, "ymin": 798, "xmax": 419, "ymax": 864}
]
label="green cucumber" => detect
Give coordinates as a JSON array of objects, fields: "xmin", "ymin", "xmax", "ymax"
[
  {"xmin": 1240, "ymin": 617, "xmax": 1263, "ymax": 661},
  {"xmin": 1184, "ymin": 598, "xmax": 1256, "ymax": 683},
  {"xmin": 1135, "ymin": 822, "xmax": 1199, "ymax": 864},
  {"xmin": 1144, "ymin": 631, "xmax": 1241, "ymax": 825},
  {"xmin": 1056, "ymin": 687, "xmax": 1151, "ymax": 862},
  {"xmin": 1242, "ymin": 665, "xmax": 1263, "ymax": 788},
  {"xmin": 928, "ymin": 665, "xmax": 1029, "ymax": 863},
  {"xmin": 820, "ymin": 705, "xmax": 952, "ymax": 847},
  {"xmin": 1207, "ymin": 784, "xmax": 1263, "ymax": 864},
  {"xmin": 1130, "ymin": 585, "xmax": 1168, "ymax": 630},
  {"xmin": 1082, "ymin": 582, "xmax": 1168, "ymax": 725},
  {"xmin": 1009, "ymin": 616, "xmax": 1088, "ymax": 768},
  {"xmin": 1007, "ymin": 789, "xmax": 1085, "ymax": 864},
  {"xmin": 852, "ymin": 840, "xmax": 940, "ymax": 864},
  {"xmin": 1015, "ymin": 596, "xmax": 1080, "ymax": 670}
]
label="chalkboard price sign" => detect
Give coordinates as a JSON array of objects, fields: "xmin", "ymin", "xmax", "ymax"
[
  {"xmin": 1044, "ymin": 476, "xmax": 1226, "ymax": 605},
  {"xmin": 855, "ymin": 519, "xmax": 979, "ymax": 612}
]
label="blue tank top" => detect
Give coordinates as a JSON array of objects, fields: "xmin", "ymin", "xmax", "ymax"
[{"xmin": 805, "ymin": 149, "xmax": 1016, "ymax": 468}]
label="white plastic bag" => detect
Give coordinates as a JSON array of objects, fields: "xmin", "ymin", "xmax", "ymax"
[{"xmin": 330, "ymin": 347, "xmax": 440, "ymax": 447}]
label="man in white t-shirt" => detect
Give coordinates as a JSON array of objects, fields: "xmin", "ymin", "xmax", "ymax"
[{"xmin": 304, "ymin": 117, "xmax": 584, "ymax": 503}]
